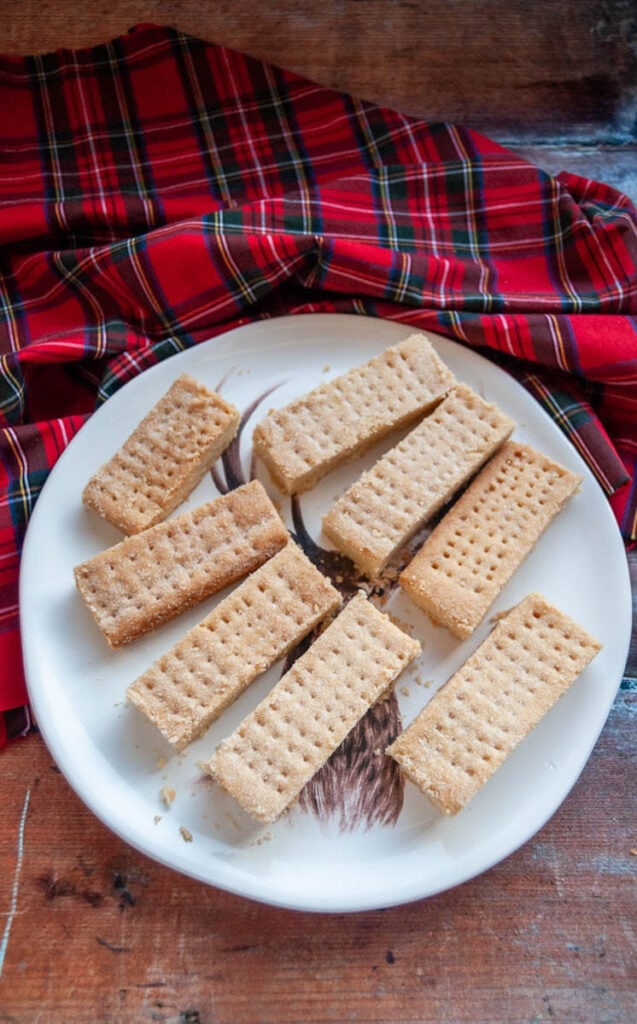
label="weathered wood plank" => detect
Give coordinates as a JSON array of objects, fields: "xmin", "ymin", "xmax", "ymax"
[
  {"xmin": 0, "ymin": 5, "xmax": 635, "ymax": 1022},
  {"xmin": 508, "ymin": 144, "xmax": 637, "ymax": 204},
  {"xmin": 3, "ymin": 0, "xmax": 636, "ymax": 144},
  {"xmin": 627, "ymin": 548, "xmax": 637, "ymax": 680},
  {"xmin": 0, "ymin": 695, "xmax": 634, "ymax": 1023}
]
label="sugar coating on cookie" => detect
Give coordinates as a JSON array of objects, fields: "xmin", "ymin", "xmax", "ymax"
[
  {"xmin": 400, "ymin": 441, "xmax": 582, "ymax": 638},
  {"xmin": 83, "ymin": 373, "xmax": 240, "ymax": 534},
  {"xmin": 74, "ymin": 480, "xmax": 289, "ymax": 647},
  {"xmin": 387, "ymin": 593, "xmax": 601, "ymax": 814},
  {"xmin": 205, "ymin": 593, "xmax": 421, "ymax": 823},
  {"xmin": 127, "ymin": 542, "xmax": 341, "ymax": 751},
  {"xmin": 252, "ymin": 333, "xmax": 456, "ymax": 494},
  {"xmin": 323, "ymin": 384, "xmax": 515, "ymax": 577}
]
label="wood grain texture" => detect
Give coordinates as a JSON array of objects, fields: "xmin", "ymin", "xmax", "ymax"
[
  {"xmin": 0, "ymin": 4, "xmax": 635, "ymax": 1021},
  {"xmin": 0, "ymin": 693, "xmax": 634, "ymax": 1024},
  {"xmin": 2, "ymin": 0, "xmax": 635, "ymax": 202},
  {"xmin": 1, "ymin": 0, "xmax": 636, "ymax": 139}
]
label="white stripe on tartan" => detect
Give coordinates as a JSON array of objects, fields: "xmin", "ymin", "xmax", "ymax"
[
  {"xmin": 216, "ymin": 233, "xmax": 260, "ymax": 305},
  {"xmin": 178, "ymin": 35, "xmax": 234, "ymax": 206},
  {"xmin": 105, "ymin": 41, "xmax": 157, "ymax": 230},
  {"xmin": 127, "ymin": 239, "xmax": 180, "ymax": 334},
  {"xmin": 33, "ymin": 54, "xmax": 70, "ymax": 233},
  {"xmin": 526, "ymin": 374, "xmax": 612, "ymax": 491},
  {"xmin": 0, "ymin": 278, "xmax": 21, "ymax": 354},
  {"xmin": 448, "ymin": 125, "xmax": 494, "ymax": 313},
  {"xmin": 377, "ymin": 165, "xmax": 399, "ymax": 251},
  {"xmin": 3, "ymin": 427, "xmax": 36, "ymax": 521},
  {"xmin": 0, "ymin": 35, "xmax": 170, "ymax": 84},
  {"xmin": 497, "ymin": 313, "xmax": 519, "ymax": 357},
  {"xmin": 52, "ymin": 252, "xmax": 108, "ymax": 359},
  {"xmin": 349, "ymin": 99, "xmax": 385, "ymax": 169},
  {"xmin": 263, "ymin": 64, "xmax": 313, "ymax": 235},
  {"xmin": 221, "ymin": 49, "xmax": 269, "ymax": 198},
  {"xmin": 70, "ymin": 56, "xmax": 109, "ymax": 221},
  {"xmin": 548, "ymin": 176, "xmax": 583, "ymax": 312},
  {"xmin": 309, "ymin": 251, "xmax": 426, "ymax": 305}
]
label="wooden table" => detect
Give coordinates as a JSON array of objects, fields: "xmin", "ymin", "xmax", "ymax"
[{"xmin": 1, "ymin": 3, "xmax": 635, "ymax": 1021}]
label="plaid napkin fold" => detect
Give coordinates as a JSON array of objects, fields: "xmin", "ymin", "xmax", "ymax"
[{"xmin": 1, "ymin": 23, "xmax": 635, "ymax": 738}]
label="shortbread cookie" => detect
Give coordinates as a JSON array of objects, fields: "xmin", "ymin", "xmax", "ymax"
[
  {"xmin": 400, "ymin": 442, "xmax": 581, "ymax": 638},
  {"xmin": 204, "ymin": 592, "xmax": 421, "ymax": 823},
  {"xmin": 386, "ymin": 593, "xmax": 601, "ymax": 814},
  {"xmin": 322, "ymin": 384, "xmax": 514, "ymax": 577},
  {"xmin": 83, "ymin": 373, "xmax": 240, "ymax": 533},
  {"xmin": 127, "ymin": 543, "xmax": 341, "ymax": 751},
  {"xmin": 74, "ymin": 481, "xmax": 288, "ymax": 647},
  {"xmin": 252, "ymin": 333, "xmax": 456, "ymax": 494}
]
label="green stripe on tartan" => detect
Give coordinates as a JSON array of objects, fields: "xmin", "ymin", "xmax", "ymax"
[
  {"xmin": 95, "ymin": 335, "xmax": 194, "ymax": 403},
  {"xmin": 0, "ymin": 356, "xmax": 25, "ymax": 424},
  {"xmin": 105, "ymin": 38, "xmax": 159, "ymax": 228},
  {"xmin": 172, "ymin": 31, "xmax": 234, "ymax": 205},
  {"xmin": 5, "ymin": 468, "xmax": 49, "ymax": 544},
  {"xmin": 525, "ymin": 377, "xmax": 593, "ymax": 433}
]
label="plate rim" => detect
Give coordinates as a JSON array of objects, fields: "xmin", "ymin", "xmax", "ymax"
[{"xmin": 19, "ymin": 312, "xmax": 632, "ymax": 913}]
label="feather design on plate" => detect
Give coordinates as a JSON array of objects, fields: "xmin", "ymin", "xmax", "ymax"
[{"xmin": 209, "ymin": 375, "xmax": 431, "ymax": 831}]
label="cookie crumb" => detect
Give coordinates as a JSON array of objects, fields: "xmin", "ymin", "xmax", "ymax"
[
  {"xmin": 161, "ymin": 786, "xmax": 176, "ymax": 807},
  {"xmin": 250, "ymin": 830, "xmax": 273, "ymax": 846},
  {"xmin": 179, "ymin": 826, "xmax": 193, "ymax": 843}
]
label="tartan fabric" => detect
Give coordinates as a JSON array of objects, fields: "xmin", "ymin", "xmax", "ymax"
[{"xmin": 1, "ymin": 23, "xmax": 636, "ymax": 731}]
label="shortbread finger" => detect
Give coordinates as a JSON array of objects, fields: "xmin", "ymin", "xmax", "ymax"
[
  {"xmin": 127, "ymin": 543, "xmax": 341, "ymax": 751},
  {"xmin": 204, "ymin": 592, "xmax": 421, "ymax": 824},
  {"xmin": 83, "ymin": 373, "xmax": 240, "ymax": 534},
  {"xmin": 322, "ymin": 384, "xmax": 514, "ymax": 577},
  {"xmin": 400, "ymin": 442, "xmax": 582, "ymax": 638},
  {"xmin": 252, "ymin": 332, "xmax": 455, "ymax": 494},
  {"xmin": 74, "ymin": 480, "xmax": 288, "ymax": 647},
  {"xmin": 387, "ymin": 593, "xmax": 601, "ymax": 815}
]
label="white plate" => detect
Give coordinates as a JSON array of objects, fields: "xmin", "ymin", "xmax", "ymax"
[{"xmin": 20, "ymin": 314, "xmax": 632, "ymax": 913}]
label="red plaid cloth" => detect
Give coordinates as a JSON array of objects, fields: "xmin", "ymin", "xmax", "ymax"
[{"xmin": 1, "ymin": 23, "xmax": 636, "ymax": 738}]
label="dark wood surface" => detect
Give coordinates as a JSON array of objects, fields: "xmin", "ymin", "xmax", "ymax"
[
  {"xmin": 2, "ymin": 0, "xmax": 636, "ymax": 201},
  {"xmin": 1, "ymin": 3, "xmax": 636, "ymax": 1022}
]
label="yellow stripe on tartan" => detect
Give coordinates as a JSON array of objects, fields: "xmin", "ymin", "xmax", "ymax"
[
  {"xmin": 217, "ymin": 234, "xmax": 259, "ymax": 305},
  {"xmin": 127, "ymin": 242, "xmax": 177, "ymax": 331},
  {"xmin": 221, "ymin": 48, "xmax": 269, "ymax": 197},
  {"xmin": 350, "ymin": 99, "xmax": 384, "ymax": 167},
  {"xmin": 3, "ymin": 426, "xmax": 31, "ymax": 519},
  {"xmin": 448, "ymin": 125, "xmax": 493, "ymax": 313},
  {"xmin": 378, "ymin": 166, "xmax": 399, "ymax": 251},
  {"xmin": 263, "ymin": 64, "xmax": 313, "ymax": 234},
  {"xmin": 0, "ymin": 277, "xmax": 21, "ymax": 353},
  {"xmin": 350, "ymin": 106, "xmax": 400, "ymax": 251},
  {"xmin": 0, "ymin": 355, "xmax": 24, "ymax": 417},
  {"xmin": 549, "ymin": 177, "xmax": 582, "ymax": 312},
  {"xmin": 33, "ymin": 55, "xmax": 69, "ymax": 237},
  {"xmin": 106, "ymin": 42, "xmax": 157, "ymax": 230},
  {"xmin": 448, "ymin": 310, "xmax": 471, "ymax": 344},
  {"xmin": 51, "ymin": 253, "xmax": 108, "ymax": 359},
  {"xmin": 391, "ymin": 252, "xmax": 412, "ymax": 304},
  {"xmin": 178, "ymin": 36, "xmax": 233, "ymax": 206},
  {"xmin": 547, "ymin": 313, "xmax": 571, "ymax": 373},
  {"xmin": 528, "ymin": 374, "xmax": 613, "ymax": 493}
]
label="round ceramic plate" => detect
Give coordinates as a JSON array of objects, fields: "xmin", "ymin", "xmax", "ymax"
[{"xmin": 20, "ymin": 314, "xmax": 631, "ymax": 913}]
